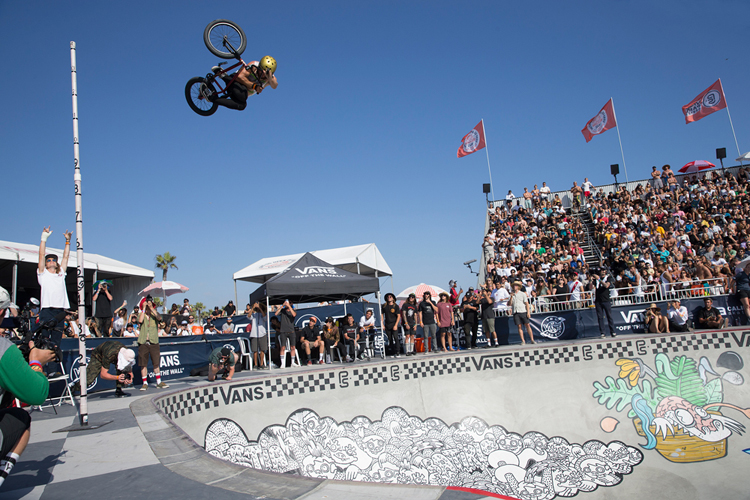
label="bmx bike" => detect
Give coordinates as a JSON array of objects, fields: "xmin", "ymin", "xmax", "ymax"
[{"xmin": 185, "ymin": 19, "xmax": 254, "ymax": 116}]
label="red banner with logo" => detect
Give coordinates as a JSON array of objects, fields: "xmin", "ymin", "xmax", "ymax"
[
  {"xmin": 682, "ymin": 79, "xmax": 726, "ymax": 124},
  {"xmin": 581, "ymin": 99, "xmax": 617, "ymax": 143},
  {"xmin": 457, "ymin": 121, "xmax": 486, "ymax": 158}
]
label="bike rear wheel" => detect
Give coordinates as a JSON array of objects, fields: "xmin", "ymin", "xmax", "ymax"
[
  {"xmin": 185, "ymin": 77, "xmax": 218, "ymax": 116},
  {"xmin": 203, "ymin": 19, "xmax": 246, "ymax": 59}
]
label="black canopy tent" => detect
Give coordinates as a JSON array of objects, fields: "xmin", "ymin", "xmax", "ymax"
[
  {"xmin": 249, "ymin": 252, "xmax": 380, "ymax": 305},
  {"xmin": 248, "ymin": 253, "xmax": 381, "ymax": 369}
]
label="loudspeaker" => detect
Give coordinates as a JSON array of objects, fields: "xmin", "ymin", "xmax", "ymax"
[
  {"xmin": 610, "ymin": 164, "xmax": 619, "ymax": 176},
  {"xmin": 716, "ymin": 148, "xmax": 726, "ymax": 160},
  {"xmin": 483, "ymin": 183, "xmax": 491, "ymax": 194}
]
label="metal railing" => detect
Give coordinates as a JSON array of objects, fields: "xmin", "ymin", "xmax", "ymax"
[{"xmin": 488, "ymin": 277, "xmax": 729, "ymax": 316}]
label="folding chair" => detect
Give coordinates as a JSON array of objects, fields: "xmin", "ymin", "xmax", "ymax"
[
  {"xmin": 35, "ymin": 362, "xmax": 75, "ymax": 414},
  {"xmin": 328, "ymin": 343, "xmax": 343, "ymax": 363},
  {"xmin": 236, "ymin": 337, "xmax": 253, "ymax": 371},
  {"xmin": 283, "ymin": 338, "xmax": 301, "ymax": 367}
]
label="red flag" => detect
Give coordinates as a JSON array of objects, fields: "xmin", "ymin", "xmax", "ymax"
[
  {"xmin": 682, "ymin": 79, "xmax": 726, "ymax": 124},
  {"xmin": 581, "ymin": 99, "xmax": 617, "ymax": 143},
  {"xmin": 457, "ymin": 121, "xmax": 486, "ymax": 158}
]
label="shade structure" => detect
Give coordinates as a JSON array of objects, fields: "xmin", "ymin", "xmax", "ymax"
[
  {"xmin": 396, "ymin": 283, "xmax": 448, "ymax": 301},
  {"xmin": 248, "ymin": 253, "xmax": 380, "ymax": 306},
  {"xmin": 678, "ymin": 160, "xmax": 715, "ymax": 174},
  {"xmin": 736, "ymin": 152, "xmax": 750, "ymax": 162}
]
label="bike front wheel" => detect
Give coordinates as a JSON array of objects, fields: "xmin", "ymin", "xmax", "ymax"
[
  {"xmin": 185, "ymin": 77, "xmax": 218, "ymax": 116},
  {"xmin": 203, "ymin": 19, "xmax": 247, "ymax": 59}
]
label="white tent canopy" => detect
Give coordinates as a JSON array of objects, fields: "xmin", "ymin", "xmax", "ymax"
[
  {"xmin": 0, "ymin": 240, "xmax": 154, "ymax": 277},
  {"xmin": 233, "ymin": 243, "xmax": 392, "ymax": 284}
]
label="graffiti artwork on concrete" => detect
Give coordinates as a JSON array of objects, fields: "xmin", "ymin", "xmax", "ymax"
[
  {"xmin": 593, "ymin": 351, "xmax": 748, "ymax": 463},
  {"xmin": 205, "ymin": 407, "xmax": 642, "ymax": 499}
]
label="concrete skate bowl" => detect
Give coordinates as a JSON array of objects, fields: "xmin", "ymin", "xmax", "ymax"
[{"xmin": 153, "ymin": 330, "xmax": 750, "ymax": 499}]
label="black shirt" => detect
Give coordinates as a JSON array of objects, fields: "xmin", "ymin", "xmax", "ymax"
[
  {"xmin": 418, "ymin": 300, "xmax": 438, "ymax": 325},
  {"xmin": 278, "ymin": 307, "xmax": 295, "ymax": 333},
  {"xmin": 401, "ymin": 302, "xmax": 417, "ymax": 326},
  {"xmin": 95, "ymin": 291, "xmax": 112, "ymax": 318},
  {"xmin": 224, "ymin": 304, "xmax": 236, "ymax": 317},
  {"xmin": 301, "ymin": 324, "xmax": 321, "ymax": 342},
  {"xmin": 462, "ymin": 296, "xmax": 478, "ymax": 324},
  {"xmin": 341, "ymin": 324, "xmax": 358, "ymax": 341},
  {"xmin": 695, "ymin": 306, "xmax": 722, "ymax": 329},
  {"xmin": 382, "ymin": 303, "xmax": 400, "ymax": 327},
  {"xmin": 480, "ymin": 297, "xmax": 494, "ymax": 321}
]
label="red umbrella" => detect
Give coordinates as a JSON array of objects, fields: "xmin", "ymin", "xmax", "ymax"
[{"xmin": 678, "ymin": 160, "xmax": 715, "ymax": 174}]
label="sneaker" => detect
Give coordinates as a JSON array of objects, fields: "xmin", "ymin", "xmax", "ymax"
[
  {"xmin": 140, "ymin": 383, "xmax": 148, "ymax": 391},
  {"xmin": 318, "ymin": 360, "xmax": 325, "ymax": 364},
  {"xmin": 307, "ymin": 361, "xmax": 312, "ymax": 366},
  {"xmin": 115, "ymin": 388, "xmax": 129, "ymax": 398},
  {"xmin": 345, "ymin": 355, "xmax": 352, "ymax": 362},
  {"xmin": 395, "ymin": 354, "xmax": 401, "ymax": 358},
  {"xmin": 156, "ymin": 382, "xmax": 169, "ymax": 389},
  {"xmin": 611, "ymin": 333, "xmax": 617, "ymax": 338},
  {"xmin": 600, "ymin": 333, "xmax": 606, "ymax": 338},
  {"xmin": 291, "ymin": 360, "xmax": 300, "ymax": 367}
]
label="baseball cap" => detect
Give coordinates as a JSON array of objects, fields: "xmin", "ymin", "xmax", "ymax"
[{"xmin": 0, "ymin": 286, "xmax": 10, "ymax": 310}]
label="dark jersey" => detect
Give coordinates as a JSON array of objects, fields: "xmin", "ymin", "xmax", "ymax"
[
  {"xmin": 462, "ymin": 296, "xmax": 478, "ymax": 324},
  {"xmin": 401, "ymin": 302, "xmax": 417, "ymax": 326},
  {"xmin": 301, "ymin": 324, "xmax": 321, "ymax": 342},
  {"xmin": 341, "ymin": 324, "xmax": 358, "ymax": 341},
  {"xmin": 382, "ymin": 303, "xmax": 400, "ymax": 327},
  {"xmin": 418, "ymin": 300, "xmax": 438, "ymax": 325}
]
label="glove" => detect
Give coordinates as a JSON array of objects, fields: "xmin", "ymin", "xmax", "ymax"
[{"xmin": 41, "ymin": 230, "xmax": 50, "ymax": 242}]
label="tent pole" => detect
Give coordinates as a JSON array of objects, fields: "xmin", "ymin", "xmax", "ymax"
[
  {"xmin": 92, "ymin": 268, "xmax": 98, "ymax": 317},
  {"xmin": 234, "ymin": 280, "xmax": 238, "ymax": 312},
  {"xmin": 266, "ymin": 295, "xmax": 272, "ymax": 371},
  {"xmin": 11, "ymin": 258, "xmax": 18, "ymax": 304}
]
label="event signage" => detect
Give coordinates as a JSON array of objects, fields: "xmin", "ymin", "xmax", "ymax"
[{"xmin": 682, "ymin": 79, "xmax": 726, "ymax": 124}]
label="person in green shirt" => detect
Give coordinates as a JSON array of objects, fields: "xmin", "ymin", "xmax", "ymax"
[
  {"xmin": 208, "ymin": 347, "xmax": 237, "ymax": 382},
  {"xmin": 137, "ymin": 296, "xmax": 168, "ymax": 391},
  {"xmin": 0, "ymin": 286, "xmax": 55, "ymax": 488}
]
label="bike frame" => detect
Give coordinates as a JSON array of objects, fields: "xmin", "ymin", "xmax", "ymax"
[{"xmin": 205, "ymin": 37, "xmax": 247, "ymax": 98}]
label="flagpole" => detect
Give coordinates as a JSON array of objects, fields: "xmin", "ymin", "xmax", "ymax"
[
  {"xmin": 610, "ymin": 98, "xmax": 629, "ymax": 183},
  {"xmin": 482, "ymin": 119, "xmax": 495, "ymax": 201},
  {"xmin": 720, "ymin": 79, "xmax": 744, "ymax": 165}
]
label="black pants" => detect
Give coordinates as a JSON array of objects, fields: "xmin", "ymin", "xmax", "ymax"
[
  {"xmin": 325, "ymin": 339, "xmax": 348, "ymax": 360},
  {"xmin": 595, "ymin": 301, "xmax": 615, "ymax": 336},
  {"xmin": 669, "ymin": 320, "xmax": 689, "ymax": 332},
  {"xmin": 384, "ymin": 325, "xmax": 401, "ymax": 355},
  {"xmin": 0, "ymin": 408, "xmax": 31, "ymax": 457},
  {"xmin": 463, "ymin": 321, "xmax": 478, "ymax": 348},
  {"xmin": 214, "ymin": 78, "xmax": 248, "ymax": 110}
]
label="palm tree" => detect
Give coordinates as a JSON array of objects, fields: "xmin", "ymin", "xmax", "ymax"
[
  {"xmin": 155, "ymin": 252, "xmax": 178, "ymax": 281},
  {"xmin": 194, "ymin": 302, "xmax": 206, "ymax": 321}
]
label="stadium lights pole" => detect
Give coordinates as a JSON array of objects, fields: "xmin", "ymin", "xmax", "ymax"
[{"xmin": 55, "ymin": 42, "xmax": 111, "ymax": 433}]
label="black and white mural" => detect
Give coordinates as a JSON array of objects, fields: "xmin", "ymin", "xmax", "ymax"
[{"xmin": 205, "ymin": 407, "xmax": 643, "ymax": 498}]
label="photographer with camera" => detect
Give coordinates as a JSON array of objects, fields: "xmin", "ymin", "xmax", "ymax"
[
  {"xmin": 137, "ymin": 296, "xmax": 168, "ymax": 390},
  {"xmin": 93, "ymin": 281, "xmax": 113, "ymax": 337},
  {"xmin": 34, "ymin": 227, "xmax": 71, "ymax": 345},
  {"xmin": 71, "ymin": 341, "xmax": 136, "ymax": 398},
  {"xmin": 0, "ymin": 286, "xmax": 54, "ymax": 488}
]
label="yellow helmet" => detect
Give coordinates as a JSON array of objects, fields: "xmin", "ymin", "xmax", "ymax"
[{"xmin": 259, "ymin": 55, "xmax": 276, "ymax": 74}]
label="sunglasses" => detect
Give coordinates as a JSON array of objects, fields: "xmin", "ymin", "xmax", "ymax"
[{"xmin": 46, "ymin": 258, "xmax": 57, "ymax": 262}]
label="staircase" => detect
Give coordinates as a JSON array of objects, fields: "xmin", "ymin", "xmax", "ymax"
[{"xmin": 572, "ymin": 209, "xmax": 602, "ymax": 269}]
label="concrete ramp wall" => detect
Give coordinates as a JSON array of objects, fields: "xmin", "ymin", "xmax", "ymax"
[{"xmin": 155, "ymin": 330, "xmax": 750, "ymax": 499}]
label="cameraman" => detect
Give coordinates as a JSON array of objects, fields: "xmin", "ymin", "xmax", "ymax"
[
  {"xmin": 0, "ymin": 286, "xmax": 54, "ymax": 488},
  {"xmin": 72, "ymin": 341, "xmax": 136, "ymax": 398},
  {"xmin": 92, "ymin": 281, "xmax": 113, "ymax": 337}
]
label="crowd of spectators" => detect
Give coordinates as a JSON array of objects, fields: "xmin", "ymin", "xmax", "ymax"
[{"xmin": 479, "ymin": 164, "xmax": 750, "ymax": 318}]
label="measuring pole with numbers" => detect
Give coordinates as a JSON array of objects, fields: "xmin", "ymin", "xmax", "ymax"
[{"xmin": 55, "ymin": 42, "xmax": 111, "ymax": 433}]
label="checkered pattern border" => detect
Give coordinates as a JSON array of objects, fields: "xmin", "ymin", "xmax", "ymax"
[
  {"xmin": 158, "ymin": 386, "xmax": 220, "ymax": 419},
  {"xmin": 649, "ymin": 331, "xmax": 733, "ymax": 354},
  {"xmin": 597, "ymin": 340, "xmax": 639, "ymax": 360},
  {"xmin": 156, "ymin": 332, "xmax": 741, "ymax": 420},
  {"xmin": 265, "ymin": 373, "xmax": 337, "ymax": 398},
  {"xmin": 402, "ymin": 357, "xmax": 472, "ymax": 380},
  {"xmin": 352, "ymin": 366, "xmax": 389, "ymax": 387},
  {"xmin": 514, "ymin": 346, "xmax": 580, "ymax": 367}
]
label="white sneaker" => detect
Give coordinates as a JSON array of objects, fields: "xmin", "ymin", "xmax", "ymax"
[{"xmin": 291, "ymin": 360, "xmax": 300, "ymax": 367}]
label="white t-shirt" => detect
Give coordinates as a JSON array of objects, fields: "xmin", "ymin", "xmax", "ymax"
[
  {"xmin": 359, "ymin": 315, "xmax": 376, "ymax": 329},
  {"xmin": 582, "ymin": 181, "xmax": 593, "ymax": 192},
  {"xmin": 113, "ymin": 317, "xmax": 125, "ymax": 335},
  {"xmin": 492, "ymin": 288, "xmax": 510, "ymax": 311},
  {"xmin": 122, "ymin": 328, "xmax": 137, "ymax": 337},
  {"xmin": 37, "ymin": 269, "xmax": 70, "ymax": 309}
]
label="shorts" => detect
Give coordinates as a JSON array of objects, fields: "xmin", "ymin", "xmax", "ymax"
[
  {"xmin": 0, "ymin": 408, "xmax": 32, "ymax": 457},
  {"xmin": 278, "ymin": 332, "xmax": 296, "ymax": 349},
  {"xmin": 403, "ymin": 324, "xmax": 416, "ymax": 335},
  {"xmin": 513, "ymin": 313, "xmax": 530, "ymax": 325},
  {"xmin": 138, "ymin": 343, "xmax": 161, "ymax": 368},
  {"xmin": 250, "ymin": 335, "xmax": 268, "ymax": 352},
  {"xmin": 438, "ymin": 327, "xmax": 451, "ymax": 336},
  {"xmin": 484, "ymin": 317, "xmax": 496, "ymax": 334},
  {"xmin": 737, "ymin": 290, "xmax": 750, "ymax": 300}
]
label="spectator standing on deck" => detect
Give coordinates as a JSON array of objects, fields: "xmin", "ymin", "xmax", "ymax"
[
  {"xmin": 479, "ymin": 288, "xmax": 496, "ymax": 348},
  {"xmin": 735, "ymin": 261, "xmax": 750, "ymax": 324},
  {"xmin": 137, "ymin": 297, "xmax": 168, "ymax": 390},
  {"xmin": 34, "ymin": 227, "xmax": 71, "ymax": 345},
  {"xmin": 590, "ymin": 275, "xmax": 616, "ymax": 338},
  {"xmin": 93, "ymin": 281, "xmax": 113, "ymax": 337},
  {"xmin": 436, "ymin": 292, "xmax": 454, "ymax": 351},
  {"xmin": 223, "ymin": 301, "xmax": 236, "ymax": 317},
  {"xmin": 418, "ymin": 292, "xmax": 439, "ymax": 353},
  {"xmin": 461, "ymin": 289, "xmax": 479, "ymax": 349},
  {"xmin": 381, "ymin": 293, "xmax": 402, "ymax": 358},
  {"xmin": 508, "ymin": 281, "xmax": 535, "ymax": 344},
  {"xmin": 275, "ymin": 300, "xmax": 298, "ymax": 368},
  {"xmin": 401, "ymin": 293, "xmax": 418, "ymax": 356},
  {"xmin": 249, "ymin": 302, "xmax": 268, "ymax": 369}
]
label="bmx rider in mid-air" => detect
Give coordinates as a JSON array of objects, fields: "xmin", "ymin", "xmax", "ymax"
[{"xmin": 207, "ymin": 55, "xmax": 278, "ymax": 110}]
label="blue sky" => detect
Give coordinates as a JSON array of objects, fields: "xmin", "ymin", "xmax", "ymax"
[{"xmin": 2, "ymin": 1, "xmax": 748, "ymax": 309}]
